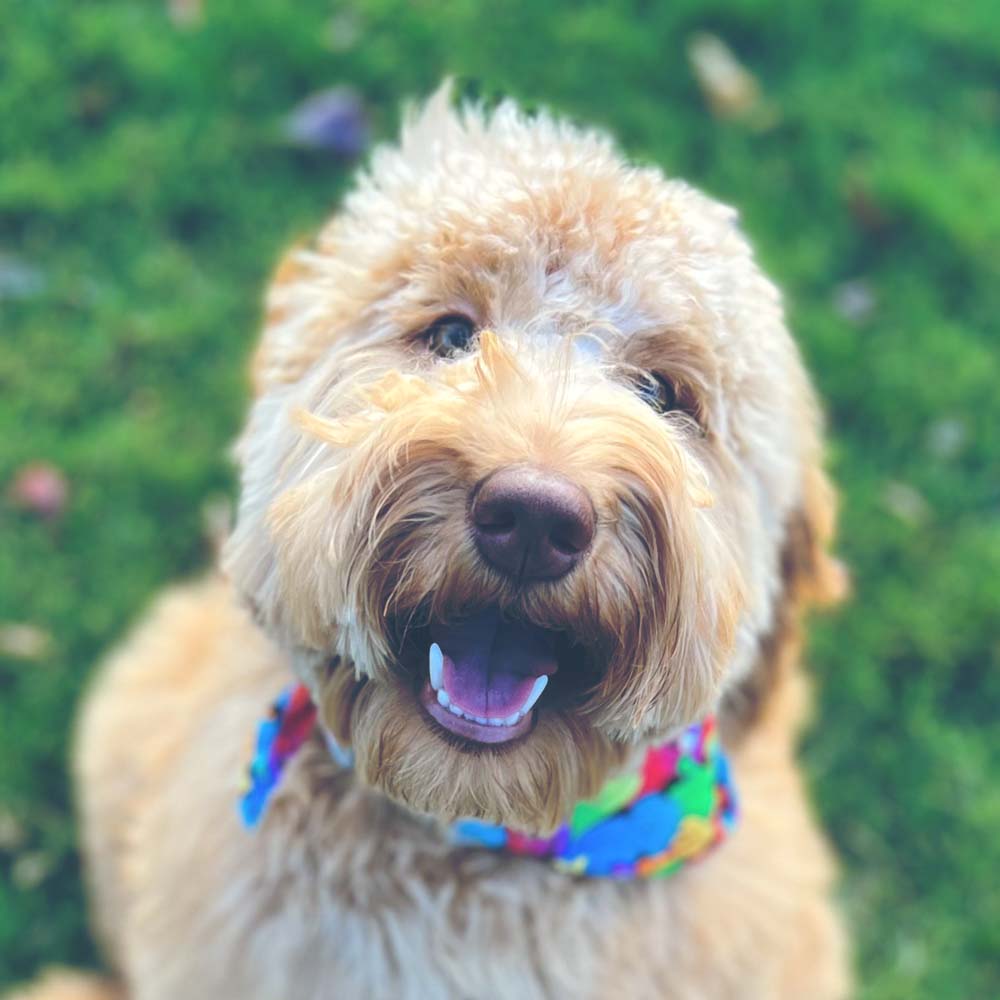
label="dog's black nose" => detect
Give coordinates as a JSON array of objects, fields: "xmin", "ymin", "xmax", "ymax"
[{"xmin": 470, "ymin": 466, "xmax": 595, "ymax": 581}]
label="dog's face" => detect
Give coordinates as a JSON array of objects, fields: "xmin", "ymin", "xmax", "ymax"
[{"xmin": 225, "ymin": 93, "xmax": 839, "ymax": 832}]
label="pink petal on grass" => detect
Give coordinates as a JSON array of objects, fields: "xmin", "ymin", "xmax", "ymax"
[{"xmin": 8, "ymin": 462, "xmax": 69, "ymax": 519}]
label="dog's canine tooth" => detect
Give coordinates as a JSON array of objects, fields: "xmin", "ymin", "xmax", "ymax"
[
  {"xmin": 429, "ymin": 642, "xmax": 443, "ymax": 691},
  {"xmin": 521, "ymin": 675, "xmax": 548, "ymax": 715},
  {"xmin": 436, "ymin": 688, "xmax": 451, "ymax": 709}
]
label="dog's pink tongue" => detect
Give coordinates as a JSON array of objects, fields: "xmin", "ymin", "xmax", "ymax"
[{"xmin": 431, "ymin": 609, "xmax": 557, "ymax": 718}]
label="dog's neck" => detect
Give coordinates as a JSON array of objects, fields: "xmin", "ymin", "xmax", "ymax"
[{"xmin": 239, "ymin": 683, "xmax": 738, "ymax": 881}]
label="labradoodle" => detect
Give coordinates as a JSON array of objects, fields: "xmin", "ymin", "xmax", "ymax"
[{"xmin": 12, "ymin": 90, "xmax": 851, "ymax": 1000}]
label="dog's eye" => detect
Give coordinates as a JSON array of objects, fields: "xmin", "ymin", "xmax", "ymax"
[
  {"xmin": 634, "ymin": 373, "xmax": 678, "ymax": 414},
  {"xmin": 423, "ymin": 315, "xmax": 477, "ymax": 358}
]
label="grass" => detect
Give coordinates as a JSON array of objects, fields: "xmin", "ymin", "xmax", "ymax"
[{"xmin": 1, "ymin": 1, "xmax": 998, "ymax": 995}]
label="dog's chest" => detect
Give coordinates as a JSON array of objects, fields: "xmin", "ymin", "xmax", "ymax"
[{"xmin": 206, "ymin": 749, "xmax": 759, "ymax": 1000}]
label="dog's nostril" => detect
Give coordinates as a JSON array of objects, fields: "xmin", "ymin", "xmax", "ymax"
[
  {"xmin": 475, "ymin": 505, "xmax": 518, "ymax": 534},
  {"xmin": 470, "ymin": 466, "xmax": 595, "ymax": 582},
  {"xmin": 549, "ymin": 519, "xmax": 588, "ymax": 555}
]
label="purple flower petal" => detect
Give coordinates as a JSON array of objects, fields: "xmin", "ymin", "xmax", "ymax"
[{"xmin": 285, "ymin": 87, "xmax": 370, "ymax": 158}]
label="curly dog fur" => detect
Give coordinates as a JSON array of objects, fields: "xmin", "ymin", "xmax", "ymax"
[{"xmin": 13, "ymin": 89, "xmax": 851, "ymax": 999}]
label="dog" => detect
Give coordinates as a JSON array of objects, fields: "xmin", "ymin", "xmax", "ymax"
[{"xmin": 11, "ymin": 89, "xmax": 851, "ymax": 1000}]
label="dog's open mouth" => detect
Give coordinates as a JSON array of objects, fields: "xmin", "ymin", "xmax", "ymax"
[{"xmin": 416, "ymin": 607, "xmax": 564, "ymax": 745}]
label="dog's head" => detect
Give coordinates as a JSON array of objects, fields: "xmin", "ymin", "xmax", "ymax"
[{"xmin": 224, "ymin": 90, "xmax": 842, "ymax": 832}]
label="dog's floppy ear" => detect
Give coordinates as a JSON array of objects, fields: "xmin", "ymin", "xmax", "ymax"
[
  {"xmin": 782, "ymin": 462, "xmax": 848, "ymax": 608},
  {"xmin": 249, "ymin": 243, "xmax": 315, "ymax": 396},
  {"xmin": 721, "ymin": 459, "xmax": 846, "ymax": 740}
]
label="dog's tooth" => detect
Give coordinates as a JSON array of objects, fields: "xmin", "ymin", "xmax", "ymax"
[
  {"xmin": 520, "ymin": 675, "xmax": 549, "ymax": 715},
  {"xmin": 436, "ymin": 688, "xmax": 451, "ymax": 709},
  {"xmin": 489, "ymin": 718, "xmax": 505, "ymax": 727},
  {"xmin": 503, "ymin": 711, "xmax": 522, "ymax": 727},
  {"xmin": 429, "ymin": 643, "xmax": 443, "ymax": 692},
  {"xmin": 472, "ymin": 715, "xmax": 489, "ymax": 726}
]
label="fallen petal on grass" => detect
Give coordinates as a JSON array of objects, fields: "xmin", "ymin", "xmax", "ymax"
[
  {"xmin": 168, "ymin": 0, "xmax": 203, "ymax": 28},
  {"xmin": 0, "ymin": 809, "xmax": 27, "ymax": 852},
  {"xmin": 882, "ymin": 481, "xmax": 931, "ymax": 525},
  {"xmin": 687, "ymin": 33, "xmax": 760, "ymax": 119},
  {"xmin": 833, "ymin": 280, "xmax": 877, "ymax": 324},
  {"xmin": 285, "ymin": 87, "xmax": 370, "ymax": 158},
  {"xmin": 0, "ymin": 254, "xmax": 45, "ymax": 300},
  {"xmin": 925, "ymin": 418, "xmax": 968, "ymax": 460},
  {"xmin": 325, "ymin": 11, "xmax": 363, "ymax": 52},
  {"xmin": 0, "ymin": 624, "xmax": 53, "ymax": 660},
  {"xmin": 7, "ymin": 462, "xmax": 69, "ymax": 519},
  {"xmin": 11, "ymin": 850, "xmax": 54, "ymax": 890}
]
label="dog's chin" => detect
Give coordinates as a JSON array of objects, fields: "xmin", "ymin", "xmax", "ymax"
[
  {"xmin": 339, "ymin": 682, "xmax": 629, "ymax": 834},
  {"xmin": 318, "ymin": 605, "xmax": 629, "ymax": 833}
]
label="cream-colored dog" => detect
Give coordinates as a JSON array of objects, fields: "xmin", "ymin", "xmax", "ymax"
[{"xmin": 13, "ymin": 90, "xmax": 850, "ymax": 1000}]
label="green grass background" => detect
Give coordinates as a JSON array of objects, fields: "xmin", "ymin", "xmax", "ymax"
[{"xmin": 1, "ymin": 1, "xmax": 998, "ymax": 995}]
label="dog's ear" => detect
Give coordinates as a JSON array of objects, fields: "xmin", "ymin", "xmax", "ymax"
[
  {"xmin": 250, "ymin": 241, "xmax": 327, "ymax": 396},
  {"xmin": 721, "ymin": 460, "xmax": 847, "ymax": 741},
  {"xmin": 250, "ymin": 251, "xmax": 297, "ymax": 397},
  {"xmin": 781, "ymin": 462, "xmax": 848, "ymax": 608}
]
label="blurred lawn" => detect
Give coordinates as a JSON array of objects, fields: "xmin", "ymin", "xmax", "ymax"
[{"xmin": 1, "ymin": 1, "xmax": 998, "ymax": 996}]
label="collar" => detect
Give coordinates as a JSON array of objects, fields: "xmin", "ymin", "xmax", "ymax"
[{"xmin": 240, "ymin": 684, "xmax": 737, "ymax": 880}]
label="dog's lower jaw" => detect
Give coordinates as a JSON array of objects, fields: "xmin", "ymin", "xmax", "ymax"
[{"xmin": 420, "ymin": 681, "xmax": 537, "ymax": 744}]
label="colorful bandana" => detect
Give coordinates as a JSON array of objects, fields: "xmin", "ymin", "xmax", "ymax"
[{"xmin": 240, "ymin": 684, "xmax": 737, "ymax": 879}]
